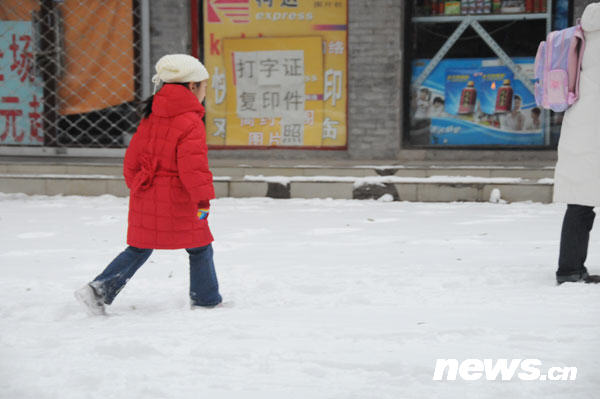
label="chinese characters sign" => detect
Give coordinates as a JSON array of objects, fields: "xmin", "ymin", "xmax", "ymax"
[
  {"xmin": 224, "ymin": 37, "xmax": 323, "ymax": 146},
  {"xmin": 234, "ymin": 50, "xmax": 305, "ymax": 120},
  {"xmin": 204, "ymin": 0, "xmax": 347, "ymax": 149},
  {"xmin": 0, "ymin": 21, "xmax": 44, "ymax": 145}
]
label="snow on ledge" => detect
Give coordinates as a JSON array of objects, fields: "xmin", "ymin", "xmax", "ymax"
[
  {"xmin": 0, "ymin": 174, "xmax": 233, "ymax": 182},
  {"xmin": 537, "ymin": 178, "xmax": 554, "ymax": 184},
  {"xmin": 242, "ymin": 175, "xmax": 554, "ymax": 188},
  {"xmin": 352, "ymin": 165, "xmax": 555, "ymax": 170},
  {"xmin": 0, "ymin": 173, "xmax": 122, "ymax": 180},
  {"xmin": 0, "ymin": 173, "xmax": 553, "ymax": 187},
  {"xmin": 352, "ymin": 176, "xmax": 526, "ymax": 188}
]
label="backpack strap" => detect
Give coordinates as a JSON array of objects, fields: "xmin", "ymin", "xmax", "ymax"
[
  {"xmin": 572, "ymin": 24, "xmax": 586, "ymax": 104},
  {"xmin": 544, "ymin": 31, "xmax": 555, "ymax": 108}
]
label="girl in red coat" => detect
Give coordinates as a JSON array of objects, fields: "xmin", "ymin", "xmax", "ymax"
[{"xmin": 75, "ymin": 54, "xmax": 222, "ymax": 314}]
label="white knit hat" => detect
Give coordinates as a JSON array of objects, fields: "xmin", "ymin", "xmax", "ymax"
[{"xmin": 152, "ymin": 54, "xmax": 209, "ymax": 93}]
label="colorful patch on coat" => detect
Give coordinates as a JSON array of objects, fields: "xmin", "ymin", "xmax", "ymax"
[{"xmin": 197, "ymin": 209, "xmax": 209, "ymax": 220}]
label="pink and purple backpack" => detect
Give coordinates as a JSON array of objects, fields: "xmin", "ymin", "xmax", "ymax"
[{"xmin": 534, "ymin": 24, "xmax": 585, "ymax": 112}]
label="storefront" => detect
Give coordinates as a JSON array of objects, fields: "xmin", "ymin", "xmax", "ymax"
[
  {"xmin": 405, "ymin": 0, "xmax": 572, "ymax": 149},
  {"xmin": 0, "ymin": 0, "xmax": 587, "ymax": 161},
  {"xmin": 199, "ymin": 0, "xmax": 579, "ymax": 160}
]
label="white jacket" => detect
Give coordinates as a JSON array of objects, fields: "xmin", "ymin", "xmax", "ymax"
[{"xmin": 553, "ymin": 2, "xmax": 600, "ymax": 206}]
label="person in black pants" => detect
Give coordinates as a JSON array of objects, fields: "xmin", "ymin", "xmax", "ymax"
[
  {"xmin": 557, "ymin": 205, "xmax": 600, "ymax": 284},
  {"xmin": 552, "ymin": 3, "xmax": 600, "ymax": 285}
]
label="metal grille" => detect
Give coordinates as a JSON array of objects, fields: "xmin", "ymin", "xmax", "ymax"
[{"xmin": 0, "ymin": 0, "xmax": 144, "ymax": 149}]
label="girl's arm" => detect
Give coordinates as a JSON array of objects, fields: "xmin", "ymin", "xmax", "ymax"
[
  {"xmin": 176, "ymin": 121, "xmax": 215, "ymax": 203},
  {"xmin": 123, "ymin": 122, "xmax": 144, "ymax": 189}
]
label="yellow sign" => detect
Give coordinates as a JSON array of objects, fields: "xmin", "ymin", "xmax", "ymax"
[{"xmin": 203, "ymin": 0, "xmax": 347, "ymax": 149}]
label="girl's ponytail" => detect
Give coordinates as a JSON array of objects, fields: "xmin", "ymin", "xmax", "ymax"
[{"xmin": 140, "ymin": 95, "xmax": 154, "ymax": 119}]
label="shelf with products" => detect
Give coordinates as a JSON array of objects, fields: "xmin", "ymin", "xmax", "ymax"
[
  {"xmin": 412, "ymin": 13, "xmax": 548, "ymax": 23},
  {"xmin": 407, "ymin": 0, "xmax": 555, "ymax": 147},
  {"xmin": 414, "ymin": 0, "xmax": 547, "ymax": 17}
]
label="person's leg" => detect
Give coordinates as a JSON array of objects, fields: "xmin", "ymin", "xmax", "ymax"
[
  {"xmin": 91, "ymin": 246, "xmax": 153, "ymax": 304},
  {"xmin": 187, "ymin": 244, "xmax": 222, "ymax": 307},
  {"xmin": 557, "ymin": 204, "xmax": 595, "ymax": 283}
]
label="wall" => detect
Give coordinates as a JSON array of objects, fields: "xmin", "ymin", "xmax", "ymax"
[
  {"xmin": 149, "ymin": 0, "xmax": 191, "ymax": 68},
  {"xmin": 347, "ymin": 0, "xmax": 403, "ymax": 159},
  {"xmin": 574, "ymin": 0, "xmax": 598, "ymax": 20}
]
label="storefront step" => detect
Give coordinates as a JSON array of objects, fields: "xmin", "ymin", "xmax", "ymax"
[
  {"xmin": 0, "ymin": 162, "xmax": 555, "ymax": 180},
  {"xmin": 0, "ymin": 174, "xmax": 554, "ymax": 203}
]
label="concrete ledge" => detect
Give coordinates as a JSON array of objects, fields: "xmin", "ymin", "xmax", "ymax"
[
  {"xmin": 394, "ymin": 183, "xmax": 418, "ymax": 201},
  {"xmin": 106, "ymin": 180, "xmax": 130, "ymax": 197},
  {"xmin": 5, "ymin": 164, "xmax": 69, "ymax": 174},
  {"xmin": 65, "ymin": 165, "xmax": 122, "ymax": 175},
  {"xmin": 3, "ymin": 164, "xmax": 121, "ymax": 176},
  {"xmin": 44, "ymin": 179, "xmax": 110, "ymax": 197},
  {"xmin": 230, "ymin": 181, "xmax": 269, "ymax": 198},
  {"xmin": 291, "ymin": 182, "xmax": 354, "ymax": 199},
  {"xmin": 394, "ymin": 169, "xmax": 428, "ymax": 178},
  {"xmin": 489, "ymin": 169, "xmax": 554, "ymax": 179},
  {"xmin": 0, "ymin": 177, "xmax": 46, "ymax": 195},
  {"xmin": 0, "ymin": 160, "xmax": 555, "ymax": 180},
  {"xmin": 0, "ymin": 173, "xmax": 555, "ymax": 203},
  {"xmin": 214, "ymin": 182, "xmax": 230, "ymax": 198},
  {"xmin": 417, "ymin": 184, "xmax": 481, "ymax": 202},
  {"xmin": 482, "ymin": 184, "xmax": 553, "ymax": 203},
  {"xmin": 427, "ymin": 169, "xmax": 490, "ymax": 178},
  {"xmin": 304, "ymin": 168, "xmax": 376, "ymax": 177}
]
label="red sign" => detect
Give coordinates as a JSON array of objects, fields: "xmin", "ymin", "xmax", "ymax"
[{"xmin": 207, "ymin": 0, "xmax": 251, "ymax": 24}]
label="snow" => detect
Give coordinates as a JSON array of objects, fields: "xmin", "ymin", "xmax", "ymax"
[
  {"xmin": 352, "ymin": 165, "xmax": 555, "ymax": 170},
  {"xmin": 538, "ymin": 178, "xmax": 555, "ymax": 184},
  {"xmin": 378, "ymin": 193, "xmax": 394, "ymax": 202},
  {"xmin": 244, "ymin": 175, "xmax": 294, "ymax": 185},
  {"xmin": 1, "ymin": 193, "xmax": 599, "ymax": 399},
  {"xmin": 351, "ymin": 175, "xmax": 526, "ymax": 188},
  {"xmin": 243, "ymin": 175, "xmax": 538, "ymax": 187},
  {"xmin": 488, "ymin": 188, "xmax": 507, "ymax": 204}
]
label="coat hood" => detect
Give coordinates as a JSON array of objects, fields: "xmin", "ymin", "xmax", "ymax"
[
  {"xmin": 152, "ymin": 84, "xmax": 205, "ymax": 118},
  {"xmin": 582, "ymin": 2, "xmax": 600, "ymax": 32}
]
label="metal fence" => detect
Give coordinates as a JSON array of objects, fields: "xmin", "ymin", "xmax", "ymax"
[{"xmin": 0, "ymin": 0, "xmax": 148, "ymax": 149}]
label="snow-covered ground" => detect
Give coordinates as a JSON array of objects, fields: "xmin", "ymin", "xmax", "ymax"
[{"xmin": 1, "ymin": 193, "xmax": 599, "ymax": 399}]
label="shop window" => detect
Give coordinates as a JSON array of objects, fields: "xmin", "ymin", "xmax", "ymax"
[{"xmin": 405, "ymin": 0, "xmax": 572, "ymax": 148}]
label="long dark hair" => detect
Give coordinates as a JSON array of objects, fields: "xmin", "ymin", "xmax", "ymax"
[{"xmin": 139, "ymin": 82, "xmax": 191, "ymax": 119}]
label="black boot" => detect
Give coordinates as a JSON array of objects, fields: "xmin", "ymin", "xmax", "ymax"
[{"xmin": 557, "ymin": 268, "xmax": 600, "ymax": 284}]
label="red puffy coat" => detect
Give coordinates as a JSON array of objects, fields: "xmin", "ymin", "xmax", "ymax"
[{"xmin": 123, "ymin": 84, "xmax": 215, "ymax": 249}]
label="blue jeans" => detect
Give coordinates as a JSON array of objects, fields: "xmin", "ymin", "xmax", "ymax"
[{"xmin": 92, "ymin": 244, "xmax": 222, "ymax": 306}]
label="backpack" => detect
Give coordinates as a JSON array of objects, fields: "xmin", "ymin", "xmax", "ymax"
[{"xmin": 534, "ymin": 24, "xmax": 585, "ymax": 112}]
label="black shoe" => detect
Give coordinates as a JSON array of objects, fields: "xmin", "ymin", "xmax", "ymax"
[
  {"xmin": 557, "ymin": 268, "xmax": 600, "ymax": 284},
  {"xmin": 583, "ymin": 274, "xmax": 600, "ymax": 284}
]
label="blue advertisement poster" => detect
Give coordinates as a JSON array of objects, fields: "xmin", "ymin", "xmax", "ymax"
[{"xmin": 410, "ymin": 58, "xmax": 543, "ymax": 146}]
